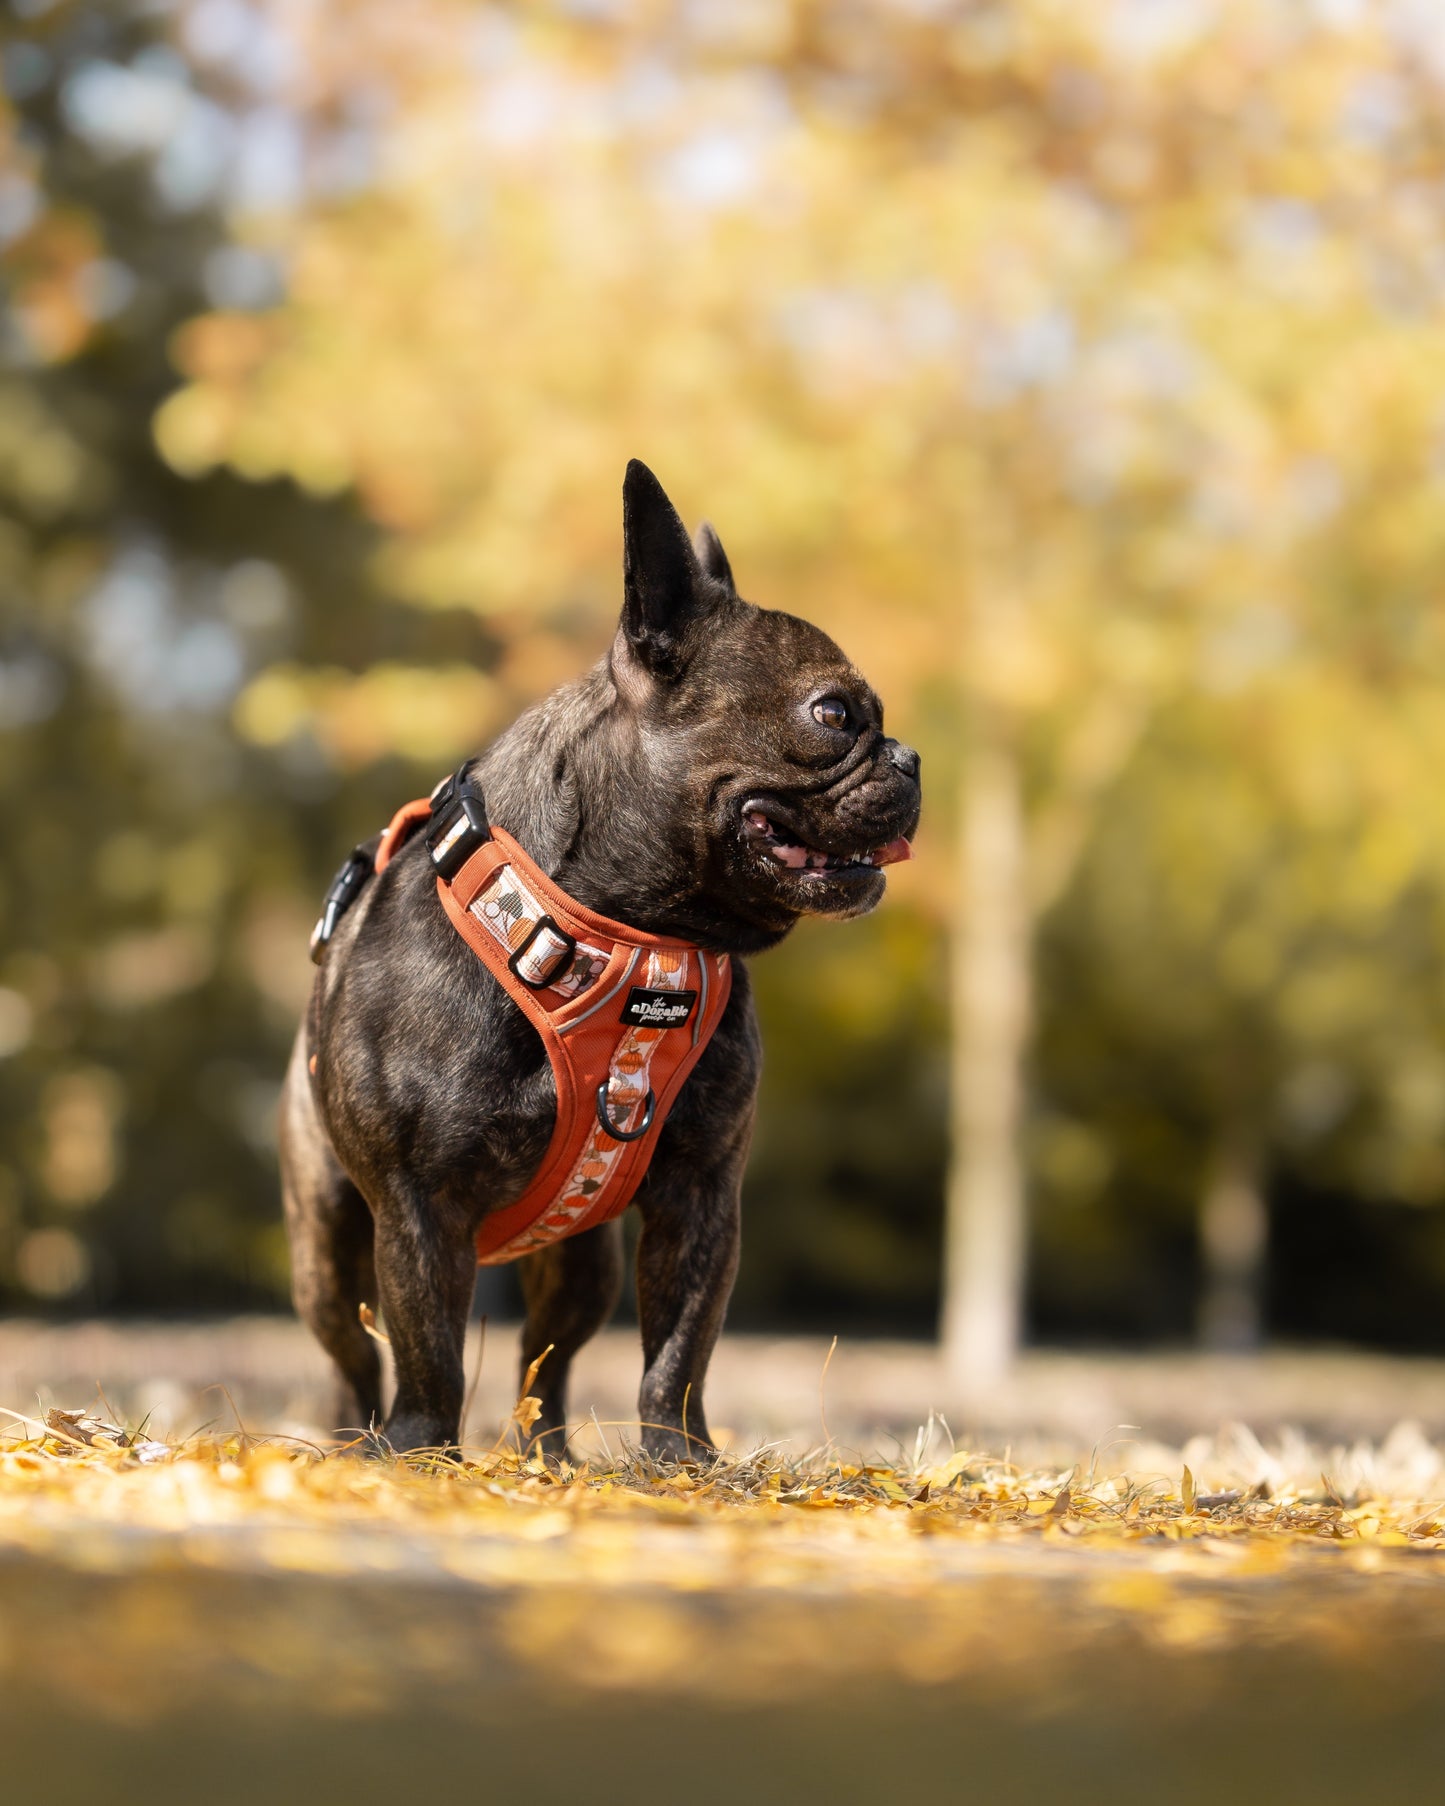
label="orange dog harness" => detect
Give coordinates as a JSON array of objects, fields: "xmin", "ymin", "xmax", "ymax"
[{"xmin": 320, "ymin": 766, "xmax": 732, "ymax": 1266}]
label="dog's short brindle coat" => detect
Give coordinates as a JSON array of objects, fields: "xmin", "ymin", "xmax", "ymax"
[{"xmin": 280, "ymin": 461, "xmax": 921, "ymax": 1458}]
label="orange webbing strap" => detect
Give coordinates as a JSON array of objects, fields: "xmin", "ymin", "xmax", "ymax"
[
  {"xmin": 374, "ymin": 797, "xmax": 731, "ymax": 1266},
  {"xmin": 374, "ymin": 799, "xmax": 434, "ymax": 874}
]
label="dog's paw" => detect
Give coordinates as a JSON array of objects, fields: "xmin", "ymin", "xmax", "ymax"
[
  {"xmin": 640, "ymin": 1425, "xmax": 718, "ymax": 1467},
  {"xmin": 376, "ymin": 1415, "xmax": 463, "ymax": 1463}
]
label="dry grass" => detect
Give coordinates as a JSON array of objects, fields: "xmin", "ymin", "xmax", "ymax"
[{"xmin": 6, "ymin": 1400, "xmax": 1445, "ymax": 1604}]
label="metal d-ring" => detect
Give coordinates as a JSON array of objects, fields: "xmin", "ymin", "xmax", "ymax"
[{"xmin": 595, "ymin": 1081, "xmax": 656, "ymax": 1143}]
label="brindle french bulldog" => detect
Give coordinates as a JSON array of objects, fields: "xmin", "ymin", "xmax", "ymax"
[{"xmin": 279, "ymin": 461, "xmax": 921, "ymax": 1458}]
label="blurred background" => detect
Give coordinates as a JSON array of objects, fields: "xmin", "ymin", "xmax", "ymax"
[{"xmin": 7, "ymin": 0, "xmax": 1445, "ymax": 1393}]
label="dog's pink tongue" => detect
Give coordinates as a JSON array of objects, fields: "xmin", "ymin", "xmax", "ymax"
[{"xmin": 873, "ymin": 837, "xmax": 913, "ymax": 867}]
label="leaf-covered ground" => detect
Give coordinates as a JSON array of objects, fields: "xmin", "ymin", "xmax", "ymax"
[{"xmin": 6, "ymin": 1405, "xmax": 1445, "ymax": 1805}]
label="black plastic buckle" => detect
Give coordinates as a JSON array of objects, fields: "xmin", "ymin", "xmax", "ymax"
[
  {"xmin": 428, "ymin": 764, "xmax": 461, "ymax": 810},
  {"xmin": 309, "ymin": 845, "xmax": 375, "ymax": 964},
  {"xmin": 425, "ymin": 764, "xmax": 492, "ymax": 880},
  {"xmin": 507, "ymin": 914, "xmax": 577, "ymax": 990}
]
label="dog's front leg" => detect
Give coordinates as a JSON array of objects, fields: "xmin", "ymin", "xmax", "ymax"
[
  {"xmin": 372, "ymin": 1189, "xmax": 478, "ymax": 1456},
  {"xmin": 633, "ymin": 1116, "xmax": 748, "ymax": 1462}
]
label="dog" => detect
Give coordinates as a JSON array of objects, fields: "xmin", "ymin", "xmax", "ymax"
[{"xmin": 279, "ymin": 460, "xmax": 921, "ymax": 1458}]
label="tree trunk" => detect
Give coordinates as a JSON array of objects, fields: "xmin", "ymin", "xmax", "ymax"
[
  {"xmin": 941, "ymin": 731, "xmax": 1031, "ymax": 1396},
  {"xmin": 1197, "ymin": 1131, "xmax": 1268, "ymax": 1351}
]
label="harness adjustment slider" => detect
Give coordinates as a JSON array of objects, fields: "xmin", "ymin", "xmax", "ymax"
[{"xmin": 508, "ymin": 914, "xmax": 578, "ymax": 990}]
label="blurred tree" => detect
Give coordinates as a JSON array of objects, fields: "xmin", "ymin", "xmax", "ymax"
[
  {"xmin": 0, "ymin": 2, "xmax": 494, "ymax": 1311},
  {"xmin": 1042, "ymin": 671, "xmax": 1445, "ymax": 1349}
]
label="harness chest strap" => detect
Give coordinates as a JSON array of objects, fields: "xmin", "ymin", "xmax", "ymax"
[{"xmin": 372, "ymin": 795, "xmax": 732, "ymax": 1266}]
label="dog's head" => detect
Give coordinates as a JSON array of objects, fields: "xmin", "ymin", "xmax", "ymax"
[{"xmin": 610, "ymin": 461, "xmax": 921, "ymax": 951}]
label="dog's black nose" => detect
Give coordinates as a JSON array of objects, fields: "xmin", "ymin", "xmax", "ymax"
[{"xmin": 885, "ymin": 740, "xmax": 920, "ymax": 781}]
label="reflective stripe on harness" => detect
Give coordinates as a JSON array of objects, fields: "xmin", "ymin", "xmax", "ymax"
[{"xmin": 368, "ymin": 777, "xmax": 732, "ymax": 1266}]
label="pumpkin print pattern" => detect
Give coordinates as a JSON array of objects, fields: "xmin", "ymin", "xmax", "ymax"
[{"xmin": 480, "ymin": 946, "xmax": 696, "ymax": 1264}]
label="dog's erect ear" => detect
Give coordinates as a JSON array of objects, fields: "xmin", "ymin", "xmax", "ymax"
[
  {"xmin": 621, "ymin": 460, "xmax": 729, "ymax": 678},
  {"xmin": 693, "ymin": 521, "xmax": 735, "ymax": 594}
]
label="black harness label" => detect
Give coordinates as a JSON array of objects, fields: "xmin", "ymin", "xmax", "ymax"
[{"xmin": 621, "ymin": 986, "xmax": 698, "ymax": 1029}]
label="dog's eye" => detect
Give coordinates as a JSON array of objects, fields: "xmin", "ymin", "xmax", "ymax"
[{"xmin": 812, "ymin": 698, "xmax": 850, "ymax": 732}]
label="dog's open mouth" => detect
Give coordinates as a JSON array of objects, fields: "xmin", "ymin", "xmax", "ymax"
[{"xmin": 743, "ymin": 809, "xmax": 912, "ymax": 875}]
